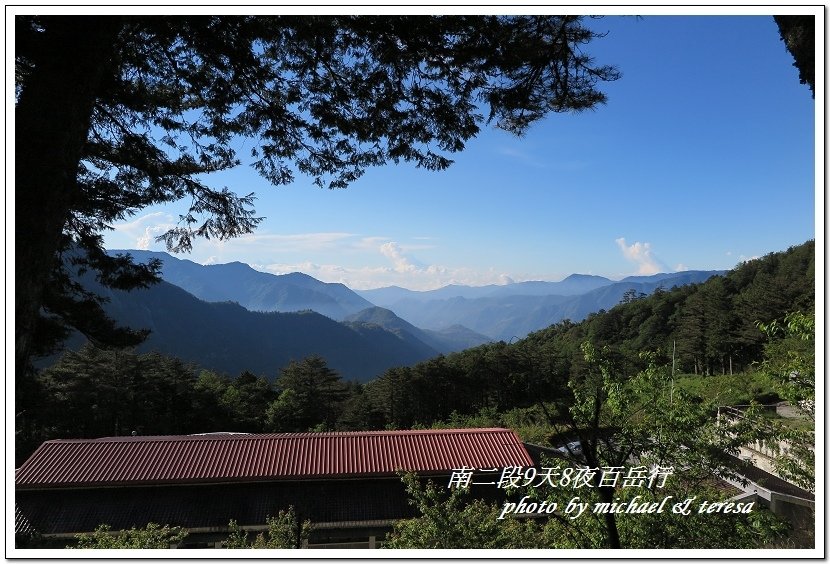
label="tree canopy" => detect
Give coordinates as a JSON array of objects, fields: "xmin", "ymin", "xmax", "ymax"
[
  {"xmin": 774, "ymin": 15, "xmax": 815, "ymax": 96},
  {"xmin": 15, "ymin": 15, "xmax": 620, "ymax": 388}
]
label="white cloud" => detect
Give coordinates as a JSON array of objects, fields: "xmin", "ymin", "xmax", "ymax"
[
  {"xmin": 110, "ymin": 212, "xmax": 176, "ymax": 250},
  {"xmin": 380, "ymin": 241, "xmax": 420, "ymax": 273},
  {"xmin": 259, "ymin": 255, "xmax": 515, "ymax": 291},
  {"xmin": 109, "ymin": 223, "xmax": 364, "ymax": 258},
  {"xmin": 615, "ymin": 237, "xmax": 669, "ymax": 275},
  {"xmin": 109, "ymin": 221, "xmax": 522, "ymax": 290},
  {"xmin": 136, "ymin": 225, "xmax": 171, "ymax": 250},
  {"xmin": 250, "ymin": 236, "xmax": 552, "ymax": 290},
  {"xmin": 675, "ymin": 263, "xmax": 689, "ymax": 272}
]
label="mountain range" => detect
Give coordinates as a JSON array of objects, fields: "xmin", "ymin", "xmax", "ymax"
[
  {"xmin": 356, "ymin": 270, "xmax": 723, "ymax": 340},
  {"xmin": 111, "ymin": 250, "xmax": 374, "ymax": 320},
  {"xmin": 356, "ymin": 273, "xmax": 614, "ymax": 303},
  {"xmin": 80, "ymin": 249, "xmax": 723, "ymax": 380},
  {"xmin": 72, "ymin": 275, "xmax": 441, "ymax": 382}
]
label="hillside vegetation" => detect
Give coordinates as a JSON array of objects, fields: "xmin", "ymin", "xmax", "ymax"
[{"xmin": 358, "ymin": 240, "xmax": 813, "ymax": 428}]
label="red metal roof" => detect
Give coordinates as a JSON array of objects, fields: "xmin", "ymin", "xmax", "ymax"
[{"xmin": 16, "ymin": 428, "xmax": 533, "ymax": 489}]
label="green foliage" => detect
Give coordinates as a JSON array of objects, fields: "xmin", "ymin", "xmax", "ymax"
[
  {"xmin": 529, "ymin": 344, "xmax": 792, "ymax": 549},
  {"xmin": 223, "ymin": 509, "xmax": 311, "ymax": 549},
  {"xmin": 251, "ymin": 510, "xmax": 312, "ymax": 549},
  {"xmin": 222, "ymin": 371, "xmax": 277, "ymax": 431},
  {"xmin": 266, "ymin": 356, "xmax": 347, "ymax": 431},
  {"xmin": 71, "ymin": 523, "xmax": 187, "ymax": 549},
  {"xmin": 620, "ymin": 288, "xmax": 646, "ymax": 304},
  {"xmin": 22, "ymin": 241, "xmax": 813, "ymax": 456},
  {"xmin": 24, "ymin": 242, "xmax": 814, "ymax": 467},
  {"xmin": 19, "ymin": 346, "xmax": 286, "ymax": 463},
  {"xmin": 613, "ymin": 485, "xmax": 790, "ymax": 549},
  {"xmin": 674, "ymin": 371, "xmax": 778, "ymax": 406},
  {"xmin": 384, "ymin": 474, "xmax": 543, "ymax": 549},
  {"xmin": 223, "ymin": 520, "xmax": 250, "ymax": 549},
  {"xmin": 529, "ymin": 479, "xmax": 788, "ymax": 549},
  {"xmin": 431, "ymin": 405, "xmax": 554, "ymax": 445},
  {"xmin": 37, "ymin": 345, "xmax": 200, "ymax": 439},
  {"xmin": 757, "ymin": 311, "xmax": 815, "ymax": 417},
  {"xmin": 265, "ymin": 389, "xmax": 304, "ymax": 431},
  {"xmin": 388, "ymin": 464, "xmax": 789, "ymax": 549},
  {"xmin": 756, "ymin": 311, "xmax": 815, "ymax": 491},
  {"xmin": 27, "ymin": 243, "xmax": 812, "ymax": 550}
]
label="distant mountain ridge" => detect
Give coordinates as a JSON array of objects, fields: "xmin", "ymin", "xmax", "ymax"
[
  {"xmin": 65, "ymin": 274, "xmax": 443, "ymax": 382},
  {"xmin": 356, "ymin": 273, "xmax": 614, "ymax": 304},
  {"xmin": 105, "ymin": 249, "xmax": 723, "ymax": 347},
  {"xmin": 109, "ymin": 249, "xmax": 374, "ymax": 320},
  {"xmin": 485, "ymin": 274, "xmax": 615, "ymax": 297},
  {"xmin": 358, "ymin": 270, "xmax": 724, "ymax": 340},
  {"xmin": 343, "ymin": 307, "xmax": 492, "ymax": 355}
]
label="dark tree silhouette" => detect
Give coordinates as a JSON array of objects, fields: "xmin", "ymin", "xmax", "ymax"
[
  {"xmin": 774, "ymin": 15, "xmax": 815, "ymax": 96},
  {"xmin": 14, "ymin": 15, "xmax": 620, "ymax": 386}
]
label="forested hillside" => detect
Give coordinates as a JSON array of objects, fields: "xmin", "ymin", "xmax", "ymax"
[{"xmin": 358, "ymin": 240, "xmax": 813, "ymax": 428}]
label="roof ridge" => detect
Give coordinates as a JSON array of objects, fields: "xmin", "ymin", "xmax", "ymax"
[{"xmin": 42, "ymin": 427, "xmax": 513, "ymax": 443}]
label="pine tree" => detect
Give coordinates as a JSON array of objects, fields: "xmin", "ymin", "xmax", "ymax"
[{"xmin": 267, "ymin": 356, "xmax": 347, "ymax": 431}]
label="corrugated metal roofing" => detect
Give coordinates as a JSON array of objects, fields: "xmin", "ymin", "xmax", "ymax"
[{"xmin": 16, "ymin": 428, "xmax": 533, "ymax": 489}]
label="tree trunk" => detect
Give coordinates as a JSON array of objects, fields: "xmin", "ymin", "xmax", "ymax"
[
  {"xmin": 15, "ymin": 17, "xmax": 122, "ymax": 388},
  {"xmin": 585, "ymin": 437, "xmax": 621, "ymax": 548},
  {"xmin": 597, "ymin": 485, "xmax": 622, "ymax": 548}
]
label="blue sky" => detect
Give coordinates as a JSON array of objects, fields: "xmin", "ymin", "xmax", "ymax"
[{"xmin": 104, "ymin": 14, "xmax": 817, "ymax": 291}]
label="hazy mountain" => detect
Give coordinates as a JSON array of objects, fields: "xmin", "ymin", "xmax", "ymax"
[
  {"xmin": 353, "ymin": 285, "xmax": 418, "ymax": 305},
  {"xmin": 620, "ymin": 272, "xmax": 697, "ymax": 284},
  {"xmin": 109, "ymin": 249, "xmax": 374, "ymax": 320},
  {"xmin": 553, "ymin": 271, "xmax": 727, "ymax": 323},
  {"xmin": 484, "ymin": 274, "xmax": 613, "ymax": 297},
  {"xmin": 374, "ymin": 271, "xmax": 724, "ymax": 340},
  {"xmin": 382, "ymin": 294, "xmax": 570, "ymax": 341},
  {"xmin": 357, "ymin": 283, "xmax": 501, "ymax": 305},
  {"xmin": 357, "ymin": 273, "xmax": 613, "ymax": 306},
  {"xmin": 422, "ymin": 325, "xmax": 495, "ymax": 352},
  {"xmin": 87, "ymin": 251, "xmax": 723, "ymax": 367},
  {"xmin": 343, "ymin": 307, "xmax": 491, "ymax": 354},
  {"xmin": 62, "ymin": 276, "xmax": 440, "ymax": 382}
]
